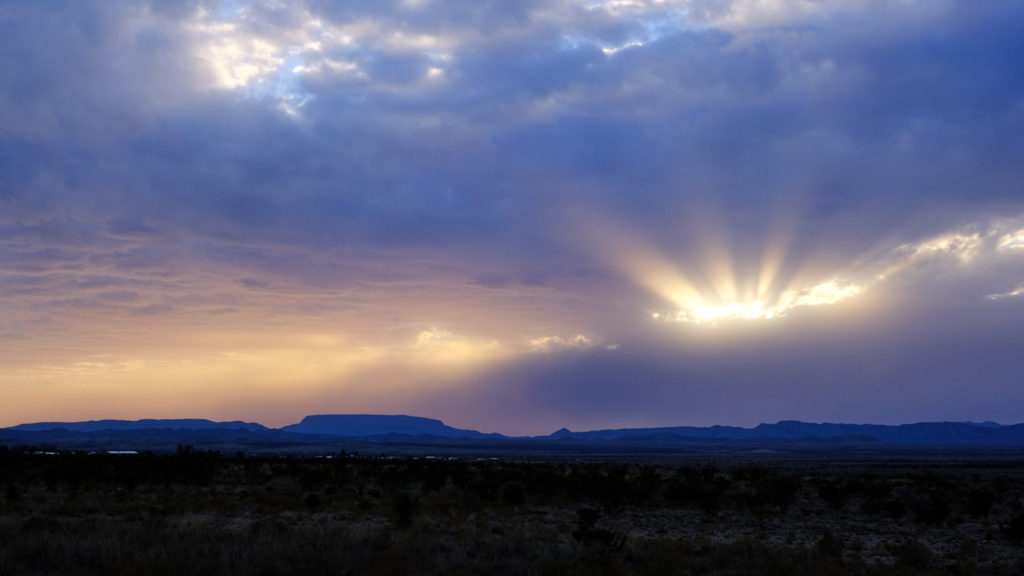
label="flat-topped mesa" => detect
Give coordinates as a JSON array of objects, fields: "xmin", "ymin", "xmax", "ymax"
[{"xmin": 281, "ymin": 414, "xmax": 491, "ymax": 438}]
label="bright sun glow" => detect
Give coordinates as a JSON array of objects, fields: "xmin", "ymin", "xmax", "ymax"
[
  {"xmin": 572, "ymin": 210, "xmax": 871, "ymax": 327},
  {"xmin": 652, "ymin": 279, "xmax": 862, "ymax": 325},
  {"xmin": 634, "ymin": 217, "xmax": 1024, "ymax": 326}
]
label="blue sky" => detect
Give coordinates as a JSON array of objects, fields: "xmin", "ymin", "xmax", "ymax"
[{"xmin": 1, "ymin": 0, "xmax": 1023, "ymax": 434}]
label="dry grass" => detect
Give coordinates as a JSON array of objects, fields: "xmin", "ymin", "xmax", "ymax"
[{"xmin": 1, "ymin": 449, "xmax": 1023, "ymax": 574}]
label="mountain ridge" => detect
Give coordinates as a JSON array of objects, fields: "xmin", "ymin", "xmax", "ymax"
[
  {"xmin": 548, "ymin": 420, "xmax": 1024, "ymax": 446},
  {"xmin": 4, "ymin": 416, "xmax": 1024, "ymax": 452},
  {"xmin": 8, "ymin": 419, "xmax": 267, "ymax": 433}
]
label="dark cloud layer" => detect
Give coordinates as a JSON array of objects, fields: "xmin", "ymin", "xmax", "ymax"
[{"xmin": 7, "ymin": 1, "xmax": 1022, "ymax": 255}]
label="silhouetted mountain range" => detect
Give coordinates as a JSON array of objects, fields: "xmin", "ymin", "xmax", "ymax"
[
  {"xmin": 3, "ymin": 415, "xmax": 1024, "ymax": 454},
  {"xmin": 9, "ymin": 419, "xmax": 267, "ymax": 433},
  {"xmin": 547, "ymin": 420, "xmax": 1024, "ymax": 446}
]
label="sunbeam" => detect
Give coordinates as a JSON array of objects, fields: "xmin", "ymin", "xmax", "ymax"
[
  {"xmin": 575, "ymin": 205, "xmax": 867, "ymax": 326},
  {"xmin": 634, "ymin": 216, "xmax": 1024, "ymax": 326}
]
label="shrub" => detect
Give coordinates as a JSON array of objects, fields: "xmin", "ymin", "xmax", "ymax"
[
  {"xmin": 815, "ymin": 530, "xmax": 845, "ymax": 560},
  {"xmin": 965, "ymin": 487, "xmax": 996, "ymax": 518},
  {"xmin": 1001, "ymin": 513, "xmax": 1024, "ymax": 545},
  {"xmin": 572, "ymin": 507, "xmax": 624, "ymax": 551},
  {"xmin": 736, "ymin": 467, "xmax": 800, "ymax": 515},
  {"xmin": 303, "ymin": 492, "xmax": 322, "ymax": 510},
  {"xmin": 817, "ymin": 479, "xmax": 855, "ymax": 510},
  {"xmin": 895, "ymin": 539, "xmax": 932, "ymax": 570},
  {"xmin": 909, "ymin": 490, "xmax": 951, "ymax": 526},
  {"xmin": 500, "ymin": 480, "xmax": 527, "ymax": 505},
  {"xmin": 5, "ymin": 483, "xmax": 23, "ymax": 504},
  {"xmin": 391, "ymin": 491, "xmax": 419, "ymax": 528},
  {"xmin": 666, "ymin": 465, "xmax": 729, "ymax": 516}
]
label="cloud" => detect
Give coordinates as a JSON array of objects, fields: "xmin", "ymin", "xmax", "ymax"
[
  {"xmin": 987, "ymin": 284, "xmax": 1024, "ymax": 301},
  {"xmin": 2, "ymin": 0, "xmax": 1024, "ymax": 431},
  {"xmin": 9, "ymin": 0, "xmax": 1021, "ymax": 260},
  {"xmin": 526, "ymin": 333, "xmax": 600, "ymax": 353},
  {"xmin": 999, "ymin": 228, "xmax": 1024, "ymax": 252}
]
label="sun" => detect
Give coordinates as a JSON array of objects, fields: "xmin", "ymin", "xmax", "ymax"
[
  {"xmin": 570, "ymin": 209, "xmax": 871, "ymax": 326},
  {"xmin": 652, "ymin": 279, "xmax": 863, "ymax": 325}
]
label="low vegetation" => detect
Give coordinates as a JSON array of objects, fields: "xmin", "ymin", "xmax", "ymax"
[{"xmin": 1, "ymin": 445, "xmax": 1022, "ymax": 574}]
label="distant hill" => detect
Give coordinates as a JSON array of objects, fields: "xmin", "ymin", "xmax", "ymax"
[
  {"xmin": 3, "ymin": 416, "xmax": 1024, "ymax": 454},
  {"xmin": 8, "ymin": 419, "xmax": 267, "ymax": 433},
  {"xmin": 549, "ymin": 420, "xmax": 1024, "ymax": 447},
  {"xmin": 281, "ymin": 414, "xmax": 501, "ymax": 439}
]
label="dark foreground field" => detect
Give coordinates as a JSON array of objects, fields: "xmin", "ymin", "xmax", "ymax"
[{"xmin": 1, "ymin": 447, "xmax": 1023, "ymax": 575}]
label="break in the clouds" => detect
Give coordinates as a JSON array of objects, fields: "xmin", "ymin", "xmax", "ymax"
[{"xmin": 1, "ymin": 0, "xmax": 1023, "ymax": 433}]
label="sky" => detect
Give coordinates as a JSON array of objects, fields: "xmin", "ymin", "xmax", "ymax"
[{"xmin": 2, "ymin": 0, "xmax": 1023, "ymax": 435}]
